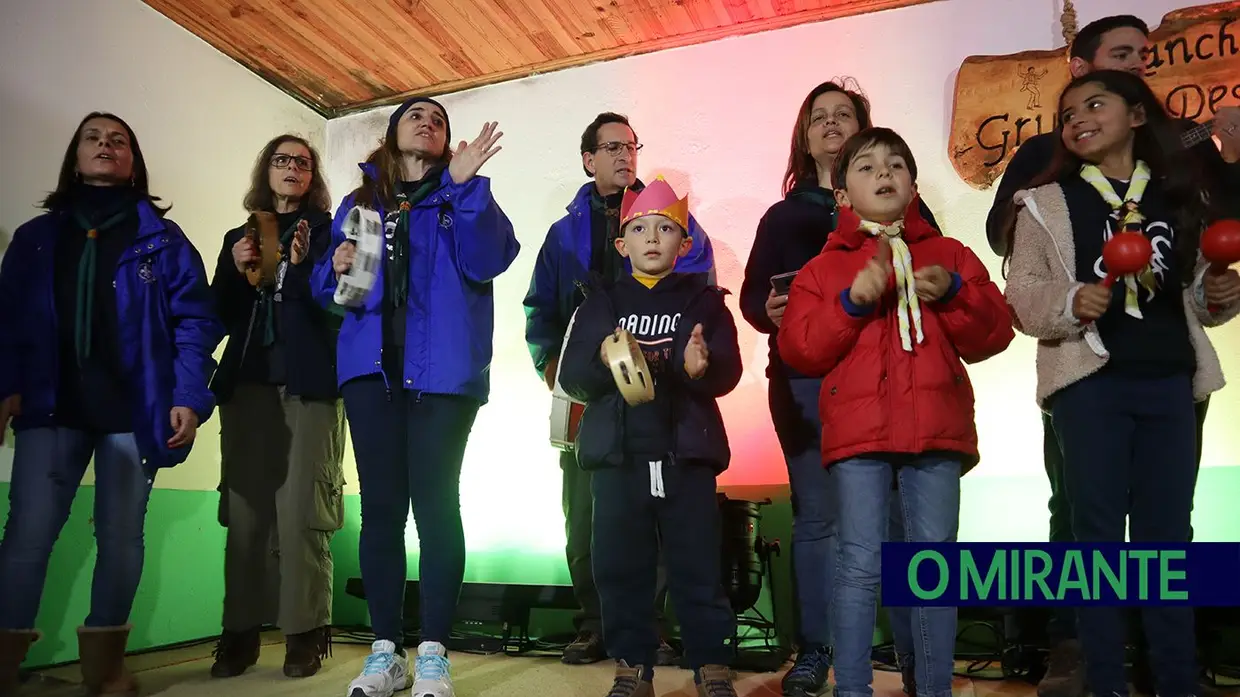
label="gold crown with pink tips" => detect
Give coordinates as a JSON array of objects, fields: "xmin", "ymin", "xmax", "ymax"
[{"xmin": 620, "ymin": 176, "xmax": 689, "ymax": 230}]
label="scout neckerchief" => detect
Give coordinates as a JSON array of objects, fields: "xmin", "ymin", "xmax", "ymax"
[
  {"xmin": 386, "ymin": 172, "xmax": 442, "ymax": 308},
  {"xmin": 70, "ymin": 198, "xmax": 134, "ymax": 365},
  {"xmin": 858, "ymin": 219, "xmax": 923, "ymax": 352},
  {"xmin": 258, "ymin": 215, "xmax": 305, "ymax": 347},
  {"xmin": 1079, "ymin": 161, "xmax": 1154, "ymax": 318}
]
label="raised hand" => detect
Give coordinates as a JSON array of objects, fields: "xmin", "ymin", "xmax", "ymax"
[
  {"xmin": 1072, "ymin": 283, "xmax": 1111, "ymax": 321},
  {"xmin": 684, "ymin": 323, "xmax": 710, "ymax": 379},
  {"xmin": 232, "ymin": 236, "xmax": 257, "ymax": 274},
  {"xmin": 913, "ymin": 265, "xmax": 953, "ymax": 302},
  {"xmin": 332, "ymin": 241, "xmax": 356, "ymax": 278},
  {"xmin": 290, "ymin": 219, "xmax": 310, "ymax": 265},
  {"xmin": 448, "ymin": 121, "xmax": 503, "ymax": 184},
  {"xmin": 849, "ymin": 237, "xmax": 893, "ymax": 306}
]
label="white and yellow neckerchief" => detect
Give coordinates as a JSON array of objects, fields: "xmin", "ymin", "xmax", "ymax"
[
  {"xmin": 1079, "ymin": 161, "xmax": 1155, "ymax": 318},
  {"xmin": 858, "ymin": 219, "xmax": 923, "ymax": 352}
]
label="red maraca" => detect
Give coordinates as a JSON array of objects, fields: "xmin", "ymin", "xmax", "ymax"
[
  {"xmin": 1202, "ymin": 219, "xmax": 1240, "ymax": 312},
  {"xmin": 1081, "ymin": 232, "xmax": 1152, "ymax": 325},
  {"xmin": 1101, "ymin": 231, "xmax": 1153, "ymax": 288}
]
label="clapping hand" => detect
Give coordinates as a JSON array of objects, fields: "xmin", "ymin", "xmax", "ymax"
[
  {"xmin": 448, "ymin": 122, "xmax": 503, "ymax": 184},
  {"xmin": 684, "ymin": 323, "xmax": 709, "ymax": 379},
  {"xmin": 849, "ymin": 237, "xmax": 893, "ymax": 306},
  {"xmin": 913, "ymin": 265, "xmax": 953, "ymax": 302},
  {"xmin": 289, "ymin": 219, "xmax": 310, "ymax": 265}
]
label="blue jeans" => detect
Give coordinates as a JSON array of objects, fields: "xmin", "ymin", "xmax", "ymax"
[
  {"xmin": 886, "ymin": 498, "xmax": 914, "ymax": 668},
  {"xmin": 831, "ymin": 456, "xmax": 961, "ymax": 697},
  {"xmin": 770, "ymin": 376, "xmax": 835, "ymax": 649},
  {"xmin": 772, "ymin": 377, "xmax": 912, "ymax": 656},
  {"xmin": 0, "ymin": 428, "xmax": 154, "ymax": 629}
]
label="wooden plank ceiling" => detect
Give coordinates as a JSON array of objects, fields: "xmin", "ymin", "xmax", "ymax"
[{"xmin": 144, "ymin": 0, "xmax": 936, "ymax": 117}]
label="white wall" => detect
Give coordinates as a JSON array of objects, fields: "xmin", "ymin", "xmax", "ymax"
[{"xmin": 0, "ymin": 0, "xmax": 327, "ymax": 486}]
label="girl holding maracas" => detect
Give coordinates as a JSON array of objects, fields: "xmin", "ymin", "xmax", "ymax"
[{"xmin": 1004, "ymin": 70, "xmax": 1240, "ymax": 697}]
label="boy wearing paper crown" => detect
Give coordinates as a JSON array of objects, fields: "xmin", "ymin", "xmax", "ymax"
[
  {"xmin": 777, "ymin": 127, "xmax": 1014, "ymax": 697},
  {"xmin": 557, "ymin": 176, "xmax": 743, "ymax": 697}
]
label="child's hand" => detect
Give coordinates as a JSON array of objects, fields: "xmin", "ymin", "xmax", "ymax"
[
  {"xmin": 684, "ymin": 323, "xmax": 709, "ymax": 379},
  {"xmin": 1204, "ymin": 268, "xmax": 1240, "ymax": 307},
  {"xmin": 1072, "ymin": 283, "xmax": 1111, "ymax": 321},
  {"xmin": 849, "ymin": 237, "xmax": 892, "ymax": 307},
  {"xmin": 914, "ymin": 265, "xmax": 953, "ymax": 302}
]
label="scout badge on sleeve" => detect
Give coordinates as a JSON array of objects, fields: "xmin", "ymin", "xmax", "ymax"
[
  {"xmin": 603, "ymin": 328, "xmax": 654, "ymax": 406},
  {"xmin": 243, "ymin": 211, "xmax": 281, "ymax": 287},
  {"xmin": 334, "ymin": 205, "xmax": 383, "ymax": 308}
]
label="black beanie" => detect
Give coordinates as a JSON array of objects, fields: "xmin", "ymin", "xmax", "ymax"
[{"xmin": 388, "ymin": 96, "xmax": 451, "ymax": 145}]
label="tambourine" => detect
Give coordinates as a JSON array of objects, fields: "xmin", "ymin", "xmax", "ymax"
[
  {"xmin": 243, "ymin": 211, "xmax": 281, "ymax": 287},
  {"xmin": 334, "ymin": 206, "xmax": 383, "ymax": 308},
  {"xmin": 602, "ymin": 328, "xmax": 655, "ymax": 406}
]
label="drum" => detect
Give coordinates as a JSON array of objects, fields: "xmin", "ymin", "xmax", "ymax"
[
  {"xmin": 602, "ymin": 328, "xmax": 654, "ymax": 406},
  {"xmin": 334, "ymin": 206, "xmax": 383, "ymax": 307},
  {"xmin": 243, "ymin": 211, "xmax": 281, "ymax": 287},
  {"xmin": 549, "ymin": 396, "xmax": 585, "ymax": 451}
]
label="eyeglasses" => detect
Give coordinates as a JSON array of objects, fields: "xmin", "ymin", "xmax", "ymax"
[
  {"xmin": 271, "ymin": 154, "xmax": 313, "ymax": 171},
  {"xmin": 595, "ymin": 141, "xmax": 642, "ymax": 157}
]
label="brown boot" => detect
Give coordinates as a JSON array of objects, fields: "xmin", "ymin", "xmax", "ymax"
[
  {"xmin": 1, "ymin": 630, "xmax": 40, "ymax": 696},
  {"xmin": 696, "ymin": 664, "xmax": 739, "ymax": 697},
  {"xmin": 605, "ymin": 661, "xmax": 654, "ymax": 697},
  {"xmin": 77, "ymin": 626, "xmax": 137, "ymax": 696},
  {"xmin": 209, "ymin": 628, "xmax": 260, "ymax": 678},
  {"xmin": 283, "ymin": 626, "xmax": 330, "ymax": 678}
]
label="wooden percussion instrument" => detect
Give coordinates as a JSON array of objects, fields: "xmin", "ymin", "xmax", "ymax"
[
  {"xmin": 243, "ymin": 211, "xmax": 281, "ymax": 287},
  {"xmin": 334, "ymin": 205, "xmax": 383, "ymax": 308},
  {"xmin": 603, "ymin": 328, "xmax": 655, "ymax": 406}
]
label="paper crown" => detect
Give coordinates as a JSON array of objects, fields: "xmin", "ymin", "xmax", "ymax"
[{"xmin": 620, "ymin": 176, "xmax": 689, "ymax": 230}]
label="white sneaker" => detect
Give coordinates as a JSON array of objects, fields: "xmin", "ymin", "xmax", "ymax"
[
  {"xmin": 346, "ymin": 640, "xmax": 409, "ymax": 697},
  {"xmin": 410, "ymin": 641, "xmax": 453, "ymax": 697}
]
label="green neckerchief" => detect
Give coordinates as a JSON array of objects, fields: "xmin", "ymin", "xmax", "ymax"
[
  {"xmin": 258, "ymin": 215, "xmax": 304, "ymax": 347},
  {"xmin": 71, "ymin": 203, "xmax": 133, "ymax": 365},
  {"xmin": 387, "ymin": 174, "xmax": 441, "ymax": 308}
]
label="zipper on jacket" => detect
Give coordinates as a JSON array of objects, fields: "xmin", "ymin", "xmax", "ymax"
[{"xmin": 378, "ymin": 348, "xmax": 392, "ymax": 401}]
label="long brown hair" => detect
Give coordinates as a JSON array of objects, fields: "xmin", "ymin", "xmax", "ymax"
[
  {"xmin": 351, "ymin": 124, "xmax": 453, "ymax": 210},
  {"xmin": 782, "ymin": 79, "xmax": 873, "ymax": 196},
  {"xmin": 40, "ymin": 111, "xmax": 167, "ymax": 212},
  {"xmin": 1001, "ymin": 70, "xmax": 1211, "ymax": 280},
  {"xmin": 243, "ymin": 134, "xmax": 331, "ymax": 214}
]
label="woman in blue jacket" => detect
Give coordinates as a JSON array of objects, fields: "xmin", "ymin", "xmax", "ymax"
[
  {"xmin": 311, "ymin": 96, "xmax": 519, "ymax": 697},
  {"xmin": 0, "ymin": 112, "xmax": 221, "ymax": 695}
]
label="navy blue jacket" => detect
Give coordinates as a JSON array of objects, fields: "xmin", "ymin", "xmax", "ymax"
[
  {"xmin": 557, "ymin": 272, "xmax": 741, "ymax": 472},
  {"xmin": 210, "ymin": 208, "xmax": 341, "ymax": 404},
  {"xmin": 0, "ymin": 202, "xmax": 223, "ymax": 474}
]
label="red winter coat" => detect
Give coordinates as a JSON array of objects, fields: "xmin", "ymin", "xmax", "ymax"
[{"xmin": 776, "ymin": 198, "xmax": 1014, "ymax": 471}]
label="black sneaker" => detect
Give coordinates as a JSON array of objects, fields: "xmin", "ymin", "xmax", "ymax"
[
  {"xmin": 656, "ymin": 638, "xmax": 678, "ymax": 667},
  {"xmin": 1038, "ymin": 639, "xmax": 1085, "ymax": 697},
  {"xmin": 781, "ymin": 645, "xmax": 830, "ymax": 697},
  {"xmin": 563, "ymin": 630, "xmax": 607, "ymax": 665},
  {"xmin": 898, "ymin": 655, "xmax": 916, "ymax": 695}
]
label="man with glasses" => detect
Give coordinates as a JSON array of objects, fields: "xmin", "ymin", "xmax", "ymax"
[{"xmin": 524, "ymin": 112, "xmax": 714, "ymax": 666}]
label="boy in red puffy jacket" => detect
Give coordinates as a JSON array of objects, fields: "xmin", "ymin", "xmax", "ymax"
[{"xmin": 777, "ymin": 127, "xmax": 1013, "ymax": 697}]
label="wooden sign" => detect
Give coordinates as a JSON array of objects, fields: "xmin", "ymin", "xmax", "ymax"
[{"xmin": 948, "ymin": 1, "xmax": 1240, "ymax": 189}]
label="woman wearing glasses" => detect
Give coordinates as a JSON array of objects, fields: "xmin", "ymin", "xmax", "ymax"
[{"xmin": 208, "ymin": 134, "xmax": 345, "ymax": 681}]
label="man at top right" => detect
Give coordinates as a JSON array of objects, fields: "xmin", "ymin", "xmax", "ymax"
[{"xmin": 984, "ymin": 13, "xmax": 1238, "ymax": 697}]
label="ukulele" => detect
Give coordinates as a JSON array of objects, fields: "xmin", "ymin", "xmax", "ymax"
[{"xmin": 1180, "ymin": 118, "xmax": 1216, "ymax": 149}]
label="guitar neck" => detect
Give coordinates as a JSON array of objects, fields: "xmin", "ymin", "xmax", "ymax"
[{"xmin": 1182, "ymin": 119, "xmax": 1215, "ymax": 149}]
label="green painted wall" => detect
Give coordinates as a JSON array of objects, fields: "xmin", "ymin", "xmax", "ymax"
[{"xmin": 5, "ymin": 467, "xmax": 1239, "ymax": 667}]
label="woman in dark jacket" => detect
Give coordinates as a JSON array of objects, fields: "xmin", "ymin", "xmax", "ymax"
[
  {"xmin": 208, "ymin": 134, "xmax": 344, "ymax": 681},
  {"xmin": 0, "ymin": 112, "xmax": 221, "ymax": 696},
  {"xmin": 739, "ymin": 82, "xmax": 927, "ymax": 697}
]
